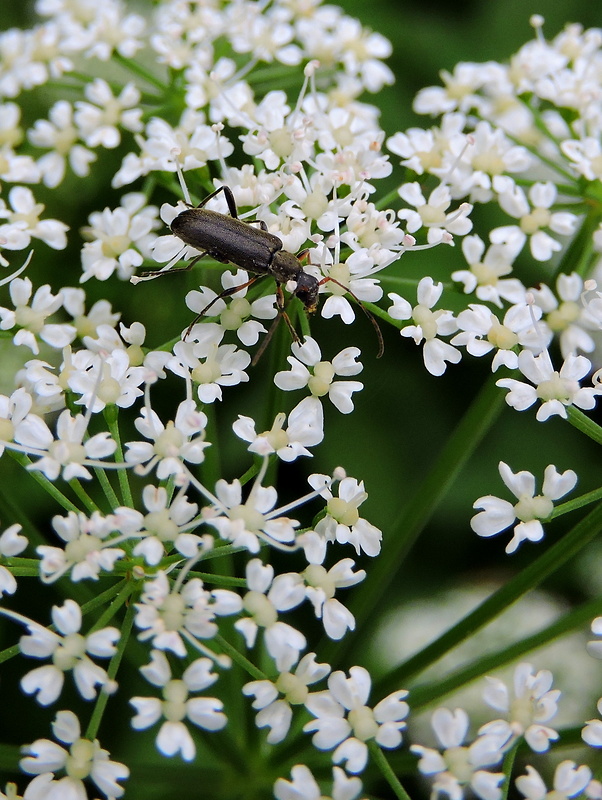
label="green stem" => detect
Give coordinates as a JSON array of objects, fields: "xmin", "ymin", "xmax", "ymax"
[
  {"xmin": 112, "ymin": 52, "xmax": 168, "ymax": 91},
  {"xmin": 104, "ymin": 406, "xmax": 134, "ymax": 507},
  {"xmin": 93, "ymin": 466, "xmax": 120, "ymax": 511},
  {"xmin": 369, "ymin": 742, "xmax": 413, "ymax": 800},
  {"xmin": 551, "ymin": 209, "xmax": 601, "ymax": 281},
  {"xmin": 567, "ymin": 406, "xmax": 602, "ymax": 445},
  {"xmin": 500, "ymin": 740, "xmax": 520, "ymax": 800},
  {"xmin": 214, "ymin": 634, "xmax": 266, "ymax": 681},
  {"xmin": 322, "ymin": 372, "xmax": 505, "ymax": 667},
  {"xmin": 397, "ymin": 594, "xmax": 602, "ymax": 706},
  {"xmin": 381, "ymin": 500, "xmax": 602, "ymax": 694},
  {"xmin": 85, "ymin": 592, "xmax": 136, "ymax": 741},
  {"xmin": 7, "ymin": 450, "xmax": 79, "ymax": 513},
  {"xmin": 552, "ymin": 485, "xmax": 602, "ymax": 517},
  {"xmin": 69, "ymin": 479, "xmax": 99, "ymax": 513}
]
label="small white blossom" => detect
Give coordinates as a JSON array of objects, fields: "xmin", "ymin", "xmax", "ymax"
[
  {"xmin": 0, "ymin": 277, "xmax": 75, "ymax": 354},
  {"xmin": 185, "ymin": 269, "xmax": 277, "ymax": 347},
  {"xmin": 471, "ymin": 461, "xmax": 577, "ymax": 553},
  {"xmin": 303, "ymin": 473, "xmax": 381, "ymax": 560},
  {"xmin": 274, "ymin": 336, "xmax": 363, "ymax": 414},
  {"xmin": 130, "ymin": 649, "xmax": 226, "ymax": 762},
  {"xmin": 235, "ymin": 558, "xmax": 306, "ymax": 671},
  {"xmin": 134, "ymin": 571, "xmax": 242, "ymax": 659},
  {"xmin": 124, "ymin": 398, "xmax": 210, "ymax": 478},
  {"xmin": 496, "ymin": 350, "xmax": 599, "ymax": 421},
  {"xmin": 274, "ymin": 765, "xmax": 366, "ymax": 800},
  {"xmin": 110, "ymin": 484, "xmax": 202, "ymax": 566},
  {"xmin": 38, "ymin": 510, "xmax": 125, "ymax": 583},
  {"xmin": 0, "ymin": 186, "xmax": 68, "ymax": 250},
  {"xmin": 19, "ymin": 599, "xmax": 119, "ymax": 705},
  {"xmin": 304, "ymin": 665, "xmax": 409, "ymax": 773},
  {"xmin": 389, "ymin": 277, "xmax": 461, "ymax": 376},
  {"xmin": 492, "ymin": 179, "xmax": 578, "ymax": 262},
  {"xmin": 243, "ymin": 652, "xmax": 330, "ymax": 744},
  {"xmin": 232, "ymin": 396, "xmax": 324, "ymax": 461},
  {"xmin": 516, "ymin": 762, "xmax": 598, "ymax": 800},
  {"xmin": 480, "ymin": 663, "xmax": 561, "ymax": 752},
  {"xmin": 20, "ymin": 710, "xmax": 129, "ymax": 798},
  {"xmin": 411, "ymin": 708, "xmax": 507, "ymax": 800},
  {"xmin": 80, "ymin": 193, "xmax": 160, "ymax": 282},
  {"xmin": 13, "ymin": 408, "xmax": 117, "ymax": 481}
]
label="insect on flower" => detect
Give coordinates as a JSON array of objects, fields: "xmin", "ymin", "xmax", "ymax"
[{"xmin": 132, "ymin": 156, "xmax": 384, "ymax": 359}]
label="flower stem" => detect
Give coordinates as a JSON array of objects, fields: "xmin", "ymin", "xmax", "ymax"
[
  {"xmin": 369, "ymin": 742, "xmax": 413, "ymax": 800},
  {"xmin": 104, "ymin": 406, "xmax": 134, "ymax": 507},
  {"xmin": 567, "ymin": 406, "xmax": 602, "ymax": 445},
  {"xmin": 322, "ymin": 371, "xmax": 504, "ymax": 667}
]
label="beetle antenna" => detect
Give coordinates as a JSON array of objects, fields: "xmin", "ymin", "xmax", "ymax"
[{"xmin": 320, "ymin": 276, "xmax": 385, "ymax": 358}]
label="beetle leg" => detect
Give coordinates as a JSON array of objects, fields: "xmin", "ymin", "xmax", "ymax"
[
  {"xmin": 183, "ymin": 275, "xmax": 262, "ymax": 340},
  {"xmin": 251, "ymin": 286, "xmax": 300, "ymax": 366}
]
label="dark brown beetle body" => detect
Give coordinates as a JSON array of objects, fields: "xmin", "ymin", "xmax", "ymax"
[{"xmin": 170, "ymin": 186, "xmax": 319, "ymax": 312}]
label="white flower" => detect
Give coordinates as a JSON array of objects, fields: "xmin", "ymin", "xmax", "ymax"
[
  {"xmin": 111, "ymin": 484, "xmax": 202, "ymax": 566},
  {"xmin": 452, "ymin": 301, "xmax": 544, "ymax": 371},
  {"xmin": 124, "ymin": 398, "xmax": 210, "ymax": 478},
  {"xmin": 130, "ymin": 650, "xmax": 226, "ymax": 762},
  {"xmin": 471, "ymin": 461, "xmax": 577, "ymax": 554},
  {"xmin": 480, "ymin": 663, "xmax": 560, "ymax": 752},
  {"xmin": 529, "ymin": 273, "xmax": 597, "ymax": 358},
  {"xmin": 0, "ymin": 386, "xmax": 33, "ymax": 456},
  {"xmin": 185, "ymin": 268, "xmax": 277, "ymax": 347},
  {"xmin": 491, "ymin": 179, "xmax": 578, "ymax": 262},
  {"xmin": 516, "ymin": 762, "xmax": 596, "ymax": 800},
  {"xmin": 202, "ymin": 473, "xmax": 302, "ymax": 553},
  {"xmin": 19, "ymin": 599, "xmax": 119, "ymax": 705},
  {"xmin": 304, "ymin": 665, "xmax": 409, "ymax": 773},
  {"xmin": 232, "ymin": 396, "xmax": 324, "ymax": 461},
  {"xmin": 0, "ymin": 277, "xmax": 75, "ymax": 354},
  {"xmin": 452, "ymin": 234, "xmax": 526, "ymax": 308},
  {"xmin": 13, "ymin": 408, "xmax": 117, "ymax": 481},
  {"xmin": 67, "ymin": 349, "xmax": 146, "ymax": 413},
  {"xmin": 274, "ymin": 765, "xmax": 365, "ymax": 800},
  {"xmin": 582, "ymin": 696, "xmax": 602, "ymax": 747},
  {"xmin": 496, "ymin": 350, "xmax": 599, "ymax": 421},
  {"xmin": 302, "ymin": 559, "xmax": 365, "ymax": 640},
  {"xmin": 304, "ymin": 473, "xmax": 381, "ymax": 560},
  {"xmin": 74, "ymin": 79, "xmax": 143, "ymax": 149},
  {"xmin": 235, "ymin": 558, "xmax": 306, "ymax": 671},
  {"xmin": 20, "ymin": 710, "xmax": 129, "ymax": 798},
  {"xmin": 28, "ymin": 100, "xmax": 96, "ymax": 187},
  {"xmin": 0, "ymin": 186, "xmax": 68, "ymax": 250},
  {"xmin": 134, "ymin": 571, "xmax": 242, "ymax": 659},
  {"xmin": 389, "ymin": 277, "xmax": 461, "ymax": 376},
  {"xmin": 169, "ymin": 329, "xmax": 251, "ymax": 404},
  {"xmin": 243, "ymin": 652, "xmax": 330, "ymax": 744},
  {"xmin": 38, "ymin": 510, "xmax": 125, "ymax": 583},
  {"xmin": 80, "ymin": 193, "xmax": 160, "ymax": 282},
  {"xmin": 397, "ymin": 181, "xmax": 473, "ymax": 242},
  {"xmin": 411, "ymin": 708, "xmax": 507, "ymax": 800},
  {"xmin": 274, "ymin": 337, "xmax": 363, "ymax": 414}
]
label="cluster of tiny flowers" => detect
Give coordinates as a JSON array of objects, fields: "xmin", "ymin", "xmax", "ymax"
[{"xmin": 0, "ymin": 1, "xmax": 601, "ymax": 798}]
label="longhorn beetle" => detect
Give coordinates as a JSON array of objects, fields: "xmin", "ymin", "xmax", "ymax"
[{"xmin": 133, "ymin": 162, "xmax": 383, "ymax": 359}]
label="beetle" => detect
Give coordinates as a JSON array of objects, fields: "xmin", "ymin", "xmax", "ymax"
[
  {"xmin": 135, "ymin": 183, "xmax": 320, "ymax": 341},
  {"xmin": 133, "ymin": 165, "xmax": 383, "ymax": 357}
]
